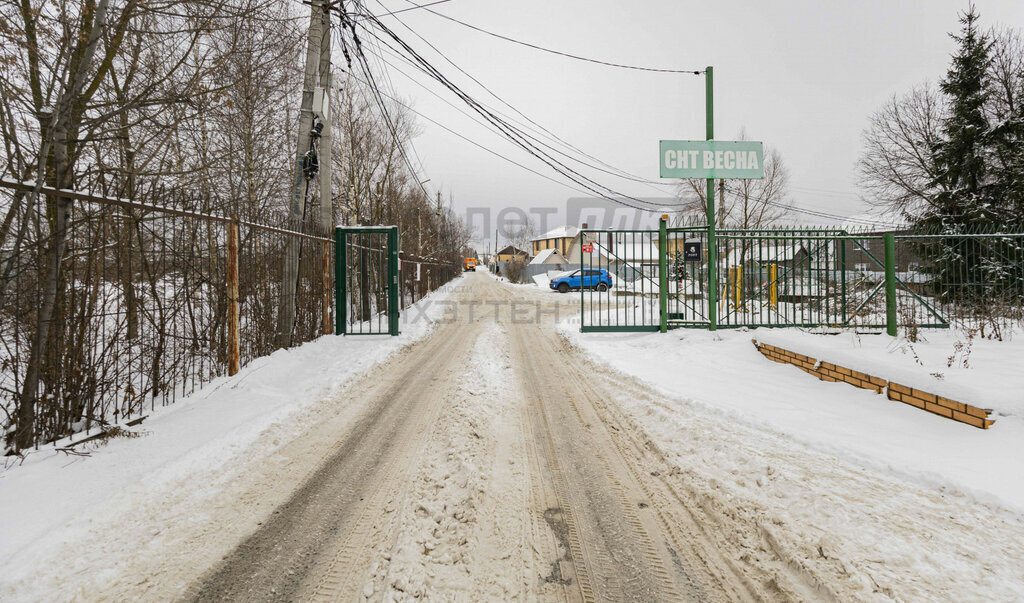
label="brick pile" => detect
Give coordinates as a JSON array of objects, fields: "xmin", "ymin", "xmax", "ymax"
[{"xmin": 753, "ymin": 339, "xmax": 995, "ymax": 429}]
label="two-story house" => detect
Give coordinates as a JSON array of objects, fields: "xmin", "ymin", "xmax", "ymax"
[{"xmin": 531, "ymin": 226, "xmax": 580, "ymax": 258}]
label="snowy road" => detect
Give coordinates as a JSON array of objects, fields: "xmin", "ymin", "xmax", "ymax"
[
  {"xmin": 183, "ymin": 272, "xmax": 774, "ymax": 600},
  {"xmin": 5, "ymin": 272, "xmax": 1023, "ymax": 601},
  {"xmin": 149, "ymin": 273, "xmax": 1024, "ymax": 600}
]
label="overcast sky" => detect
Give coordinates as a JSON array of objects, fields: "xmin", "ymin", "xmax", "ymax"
[{"xmin": 359, "ymin": 0, "xmax": 1024, "ymax": 248}]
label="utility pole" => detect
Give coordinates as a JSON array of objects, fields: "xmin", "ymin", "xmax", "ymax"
[
  {"xmin": 436, "ymin": 191, "xmax": 443, "ymax": 259},
  {"xmin": 705, "ymin": 65, "xmax": 717, "ymax": 331},
  {"xmin": 417, "ymin": 207, "xmax": 422, "ymax": 286},
  {"xmin": 277, "ymin": 0, "xmax": 324, "ymax": 348},
  {"xmin": 317, "ymin": 10, "xmax": 332, "ymax": 335},
  {"xmin": 317, "ymin": 5, "xmax": 332, "ymax": 228}
]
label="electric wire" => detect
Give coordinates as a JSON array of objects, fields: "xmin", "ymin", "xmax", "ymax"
[
  {"xmin": 360, "ymin": 22, "xmax": 436, "ymax": 196},
  {"xmin": 337, "ymin": 2, "xmax": 896, "ymax": 226},
  {"xmin": 370, "ymin": 0, "xmax": 678, "ymax": 188},
  {"xmin": 358, "ymin": 3, "xmax": 890, "ymax": 225},
  {"xmin": 342, "ymin": 69, "xmax": 628, "ymax": 197},
  {"xmin": 350, "ymin": 6, "xmax": 682, "ymax": 212},
  {"xmin": 396, "ymin": 1, "xmax": 705, "ymax": 75},
  {"xmin": 363, "ymin": 32, "xmax": 678, "ymax": 194},
  {"xmin": 342, "ymin": 4, "xmax": 434, "ymax": 204},
  {"xmin": 354, "ymin": 0, "xmax": 452, "ymax": 20}
]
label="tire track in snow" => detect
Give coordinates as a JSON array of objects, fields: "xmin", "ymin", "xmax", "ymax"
[
  {"xmin": 356, "ymin": 320, "xmax": 528, "ymax": 600},
  {"xmin": 184, "ymin": 285, "xmax": 480, "ymax": 601}
]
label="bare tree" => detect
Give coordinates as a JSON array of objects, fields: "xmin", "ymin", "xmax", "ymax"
[
  {"xmin": 674, "ymin": 135, "xmax": 791, "ymax": 228},
  {"xmin": 856, "ymin": 83, "xmax": 946, "ymax": 219},
  {"xmin": 988, "ymin": 27, "xmax": 1024, "ymax": 123},
  {"xmin": 0, "ymin": 0, "xmax": 468, "ymax": 451},
  {"xmin": 505, "ymin": 213, "xmax": 537, "ymax": 255},
  {"xmin": 0, "ymin": 0, "xmax": 286, "ymax": 450},
  {"xmin": 726, "ymin": 146, "xmax": 791, "ymax": 229}
]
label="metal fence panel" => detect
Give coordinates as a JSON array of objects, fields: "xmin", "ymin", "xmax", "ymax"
[
  {"xmin": 579, "ymin": 224, "xmax": 1024, "ymax": 334},
  {"xmin": 0, "ymin": 181, "xmax": 333, "ymax": 450}
]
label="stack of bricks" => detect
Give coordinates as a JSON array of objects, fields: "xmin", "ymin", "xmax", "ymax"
[{"xmin": 753, "ymin": 339, "xmax": 995, "ymax": 430}]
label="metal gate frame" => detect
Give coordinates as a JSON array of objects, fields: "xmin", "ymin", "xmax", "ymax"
[
  {"xmin": 578, "ymin": 227, "xmax": 663, "ymax": 332},
  {"xmin": 579, "ymin": 221, "xmax": 957, "ymax": 334},
  {"xmin": 334, "ymin": 225, "xmax": 400, "ymax": 336}
]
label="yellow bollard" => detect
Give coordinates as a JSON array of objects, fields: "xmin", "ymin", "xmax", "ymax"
[
  {"xmin": 769, "ymin": 263, "xmax": 778, "ymax": 308},
  {"xmin": 727, "ymin": 265, "xmax": 743, "ymax": 308},
  {"xmin": 735, "ymin": 266, "xmax": 743, "ymax": 306}
]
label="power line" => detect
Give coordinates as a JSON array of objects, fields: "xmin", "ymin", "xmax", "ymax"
[
  {"xmin": 343, "ymin": 70, "xmax": 610, "ymax": 197},
  {"xmin": 336, "ymin": 9, "xmax": 626, "ymax": 203},
  {"xmin": 397, "ymin": 1, "xmax": 705, "ymax": 75},
  {"xmin": 351, "ymin": 7, "xmax": 682, "ymax": 212},
  {"xmin": 360, "ymin": 20, "xmax": 436, "ymax": 197},
  {"xmin": 363, "ymin": 32, "xmax": 677, "ymax": 192},
  {"xmin": 764, "ymin": 200, "xmax": 898, "ymax": 227},
  {"xmin": 365, "ymin": 32, "xmax": 894, "ymax": 227},
  {"xmin": 341, "ymin": 3, "xmax": 891, "ymax": 226},
  {"xmin": 372, "ymin": 0, "xmax": 680, "ymax": 188},
  {"xmin": 354, "ymin": 0, "xmax": 452, "ymax": 20},
  {"xmin": 341, "ymin": 2, "xmax": 434, "ymax": 204}
]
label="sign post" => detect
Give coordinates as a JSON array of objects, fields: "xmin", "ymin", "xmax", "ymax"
[
  {"xmin": 705, "ymin": 66, "xmax": 717, "ymax": 331},
  {"xmin": 658, "ymin": 67, "xmax": 767, "ymax": 331},
  {"xmin": 659, "ymin": 215, "xmax": 668, "ymax": 333}
]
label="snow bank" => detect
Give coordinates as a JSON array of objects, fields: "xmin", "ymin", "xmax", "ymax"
[
  {"xmin": 0, "ymin": 277, "xmax": 465, "ymax": 575},
  {"xmin": 559, "ymin": 324, "xmax": 1024, "ymax": 511}
]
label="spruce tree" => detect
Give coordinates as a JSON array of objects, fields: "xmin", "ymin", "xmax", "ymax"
[
  {"xmin": 986, "ymin": 96, "xmax": 1024, "ymax": 301},
  {"xmin": 925, "ymin": 6, "xmax": 995, "ymax": 303},
  {"xmin": 988, "ymin": 78, "xmax": 1024, "ymax": 224},
  {"xmin": 928, "ymin": 4, "xmax": 993, "ymax": 227}
]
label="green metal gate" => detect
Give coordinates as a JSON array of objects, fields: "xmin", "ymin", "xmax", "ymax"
[
  {"xmin": 578, "ymin": 228, "xmax": 664, "ymax": 331},
  {"xmin": 712, "ymin": 228, "xmax": 850, "ymax": 328},
  {"xmin": 334, "ymin": 226, "xmax": 400, "ymax": 336},
  {"xmin": 578, "ymin": 223, "xmax": 970, "ymax": 333}
]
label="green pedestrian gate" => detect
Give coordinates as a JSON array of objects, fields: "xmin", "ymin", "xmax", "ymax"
[{"xmin": 335, "ymin": 226, "xmax": 400, "ymax": 336}]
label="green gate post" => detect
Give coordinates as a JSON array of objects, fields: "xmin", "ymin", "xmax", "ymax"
[
  {"xmin": 840, "ymin": 238, "xmax": 848, "ymax": 325},
  {"xmin": 387, "ymin": 226, "xmax": 400, "ymax": 336},
  {"xmin": 659, "ymin": 216, "xmax": 668, "ymax": 333},
  {"xmin": 884, "ymin": 233, "xmax": 897, "ymax": 336},
  {"xmin": 579, "ymin": 231, "xmax": 585, "ymax": 330},
  {"xmin": 335, "ymin": 227, "xmax": 346, "ymax": 335},
  {"xmin": 705, "ymin": 65, "xmax": 717, "ymax": 331}
]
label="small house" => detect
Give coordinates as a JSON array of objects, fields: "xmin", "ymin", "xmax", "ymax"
[
  {"xmin": 495, "ymin": 245, "xmax": 530, "ymax": 262},
  {"xmin": 530, "ymin": 248, "xmax": 569, "ymax": 266}
]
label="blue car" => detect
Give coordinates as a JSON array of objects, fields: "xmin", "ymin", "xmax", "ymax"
[{"xmin": 549, "ymin": 269, "xmax": 614, "ymax": 293}]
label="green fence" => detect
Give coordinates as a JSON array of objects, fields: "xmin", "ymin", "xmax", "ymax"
[{"xmin": 579, "ymin": 223, "xmax": 1024, "ymax": 334}]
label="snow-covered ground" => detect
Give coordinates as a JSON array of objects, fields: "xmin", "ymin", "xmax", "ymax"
[
  {"xmin": 0, "ymin": 276, "xmax": 465, "ymax": 597},
  {"xmin": 754, "ymin": 328, "xmax": 1023, "ymax": 415},
  {"xmin": 560, "ymin": 323, "xmax": 1024, "ymax": 512},
  {"xmin": 4, "ymin": 272, "xmax": 1023, "ymax": 600},
  {"xmin": 361, "ymin": 319, "xmax": 522, "ymax": 599}
]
